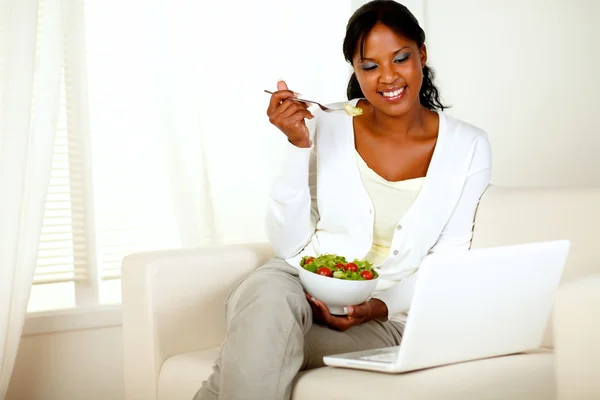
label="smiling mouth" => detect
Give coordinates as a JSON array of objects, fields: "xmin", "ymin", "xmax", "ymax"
[{"xmin": 378, "ymin": 86, "xmax": 407, "ymax": 101}]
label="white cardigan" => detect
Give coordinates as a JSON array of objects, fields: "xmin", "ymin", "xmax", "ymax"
[{"xmin": 266, "ymin": 100, "xmax": 492, "ymax": 321}]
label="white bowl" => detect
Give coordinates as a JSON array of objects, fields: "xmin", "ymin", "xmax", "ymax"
[{"xmin": 298, "ymin": 266, "xmax": 379, "ymax": 315}]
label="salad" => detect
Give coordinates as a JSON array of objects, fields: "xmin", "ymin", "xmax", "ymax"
[{"xmin": 300, "ymin": 254, "xmax": 378, "ymax": 281}]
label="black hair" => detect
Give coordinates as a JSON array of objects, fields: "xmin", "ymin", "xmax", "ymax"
[{"xmin": 343, "ymin": 0, "xmax": 447, "ymax": 111}]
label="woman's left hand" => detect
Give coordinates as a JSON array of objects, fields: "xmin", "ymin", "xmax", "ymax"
[{"xmin": 306, "ymin": 293, "xmax": 372, "ymax": 332}]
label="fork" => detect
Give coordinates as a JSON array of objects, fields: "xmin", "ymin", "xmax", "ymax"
[{"xmin": 263, "ymin": 90, "xmax": 344, "ymax": 112}]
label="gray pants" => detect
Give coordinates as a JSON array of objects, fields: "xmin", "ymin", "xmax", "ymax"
[{"xmin": 194, "ymin": 257, "xmax": 404, "ymax": 400}]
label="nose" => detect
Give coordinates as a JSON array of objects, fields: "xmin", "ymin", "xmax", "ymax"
[{"xmin": 379, "ymin": 63, "xmax": 399, "ymax": 85}]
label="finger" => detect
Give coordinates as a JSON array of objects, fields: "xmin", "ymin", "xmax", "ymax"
[
  {"xmin": 307, "ymin": 296, "xmax": 326, "ymax": 324},
  {"xmin": 277, "ymin": 100, "xmax": 307, "ymax": 118},
  {"xmin": 279, "ymin": 104, "xmax": 313, "ymax": 123},
  {"xmin": 329, "ymin": 316, "xmax": 353, "ymax": 332},
  {"xmin": 272, "ymin": 111, "xmax": 312, "ymax": 143},
  {"xmin": 313, "ymin": 300, "xmax": 347, "ymax": 330},
  {"xmin": 309, "ymin": 301, "xmax": 321, "ymax": 321},
  {"xmin": 268, "ymin": 98, "xmax": 300, "ymax": 124},
  {"xmin": 313, "ymin": 299, "xmax": 332, "ymax": 320},
  {"xmin": 267, "ymin": 90, "xmax": 298, "ymax": 116},
  {"xmin": 276, "ymin": 81, "xmax": 303, "ymax": 97},
  {"xmin": 292, "ymin": 99, "xmax": 311, "ymax": 109},
  {"xmin": 346, "ymin": 302, "xmax": 370, "ymax": 318},
  {"xmin": 307, "ymin": 298, "xmax": 317, "ymax": 312},
  {"xmin": 277, "ymin": 80, "xmax": 288, "ymax": 91}
]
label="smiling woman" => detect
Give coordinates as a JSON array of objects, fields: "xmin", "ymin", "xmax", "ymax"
[
  {"xmin": 344, "ymin": 0, "xmax": 446, "ymax": 113},
  {"xmin": 196, "ymin": 1, "xmax": 492, "ymax": 400}
]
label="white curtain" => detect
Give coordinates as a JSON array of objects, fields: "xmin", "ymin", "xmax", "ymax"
[{"xmin": 0, "ymin": 0, "xmax": 62, "ymax": 397}]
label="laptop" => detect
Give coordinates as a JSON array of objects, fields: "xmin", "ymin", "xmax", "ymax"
[{"xmin": 323, "ymin": 239, "xmax": 571, "ymax": 373}]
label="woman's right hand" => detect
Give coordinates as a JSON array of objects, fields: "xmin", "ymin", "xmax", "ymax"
[{"xmin": 267, "ymin": 80, "xmax": 314, "ymax": 148}]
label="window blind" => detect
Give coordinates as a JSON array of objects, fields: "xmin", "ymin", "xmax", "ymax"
[
  {"xmin": 35, "ymin": 71, "xmax": 88, "ymax": 285},
  {"xmin": 34, "ymin": 0, "xmax": 89, "ymax": 285},
  {"xmin": 33, "ymin": 0, "xmax": 183, "ymax": 299}
]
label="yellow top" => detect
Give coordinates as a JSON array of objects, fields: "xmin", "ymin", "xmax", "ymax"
[{"xmin": 356, "ymin": 151, "xmax": 425, "ymax": 266}]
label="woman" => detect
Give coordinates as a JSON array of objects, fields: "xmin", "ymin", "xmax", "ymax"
[{"xmin": 195, "ymin": 1, "xmax": 491, "ymax": 399}]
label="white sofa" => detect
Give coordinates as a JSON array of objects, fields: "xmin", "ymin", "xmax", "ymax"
[{"xmin": 121, "ymin": 186, "xmax": 600, "ymax": 400}]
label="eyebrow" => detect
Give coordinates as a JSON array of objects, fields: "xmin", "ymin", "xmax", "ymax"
[{"xmin": 359, "ymin": 46, "xmax": 410, "ymax": 62}]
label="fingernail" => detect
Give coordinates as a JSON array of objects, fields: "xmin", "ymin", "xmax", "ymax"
[
  {"xmin": 293, "ymin": 91, "xmax": 302, "ymax": 97},
  {"xmin": 343, "ymin": 307, "xmax": 349, "ymax": 314},
  {"xmin": 311, "ymin": 298, "xmax": 318, "ymax": 303}
]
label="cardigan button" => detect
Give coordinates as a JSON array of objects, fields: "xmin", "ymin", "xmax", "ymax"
[
  {"xmin": 393, "ymin": 250, "xmax": 399, "ymax": 256},
  {"xmin": 396, "ymin": 225, "xmax": 402, "ymax": 231}
]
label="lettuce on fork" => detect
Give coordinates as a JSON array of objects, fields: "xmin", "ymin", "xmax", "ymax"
[{"xmin": 344, "ymin": 104, "xmax": 364, "ymax": 116}]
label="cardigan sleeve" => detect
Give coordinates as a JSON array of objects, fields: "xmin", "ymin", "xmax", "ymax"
[
  {"xmin": 265, "ymin": 118, "xmax": 320, "ymax": 259},
  {"xmin": 373, "ymin": 134, "xmax": 492, "ymax": 319}
]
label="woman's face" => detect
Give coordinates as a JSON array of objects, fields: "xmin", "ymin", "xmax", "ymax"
[{"xmin": 353, "ymin": 22, "xmax": 427, "ymax": 117}]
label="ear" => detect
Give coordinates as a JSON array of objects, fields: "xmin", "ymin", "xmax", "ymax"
[{"xmin": 419, "ymin": 44, "xmax": 428, "ymax": 67}]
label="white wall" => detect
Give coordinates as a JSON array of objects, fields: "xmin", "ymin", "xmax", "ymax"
[
  {"xmin": 425, "ymin": 0, "xmax": 600, "ymax": 187},
  {"xmin": 6, "ymin": 2, "xmax": 600, "ymax": 400},
  {"xmin": 7, "ymin": 327, "xmax": 124, "ymax": 400}
]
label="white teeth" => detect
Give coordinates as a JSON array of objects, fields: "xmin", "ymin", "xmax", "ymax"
[{"xmin": 381, "ymin": 87, "xmax": 405, "ymax": 98}]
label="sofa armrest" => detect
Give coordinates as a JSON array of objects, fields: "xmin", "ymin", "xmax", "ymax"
[
  {"xmin": 554, "ymin": 274, "xmax": 600, "ymax": 400},
  {"xmin": 121, "ymin": 242, "xmax": 273, "ymax": 400}
]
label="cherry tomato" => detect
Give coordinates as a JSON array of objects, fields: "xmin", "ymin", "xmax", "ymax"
[
  {"xmin": 304, "ymin": 257, "xmax": 314, "ymax": 265},
  {"xmin": 335, "ymin": 263, "xmax": 345, "ymax": 269},
  {"xmin": 345, "ymin": 263, "xmax": 358, "ymax": 272},
  {"xmin": 360, "ymin": 270, "xmax": 374, "ymax": 280},
  {"xmin": 316, "ymin": 267, "xmax": 332, "ymax": 277}
]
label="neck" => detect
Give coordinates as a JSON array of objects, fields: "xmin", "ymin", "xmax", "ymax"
[{"xmin": 370, "ymin": 104, "xmax": 428, "ymax": 138}]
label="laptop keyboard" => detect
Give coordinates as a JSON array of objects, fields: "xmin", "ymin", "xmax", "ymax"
[{"xmin": 358, "ymin": 351, "xmax": 397, "ymax": 363}]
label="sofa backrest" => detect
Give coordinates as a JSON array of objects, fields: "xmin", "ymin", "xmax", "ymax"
[{"xmin": 471, "ymin": 185, "xmax": 600, "ymax": 348}]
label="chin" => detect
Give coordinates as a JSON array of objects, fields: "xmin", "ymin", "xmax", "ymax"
[{"xmin": 372, "ymin": 99, "xmax": 414, "ymax": 117}]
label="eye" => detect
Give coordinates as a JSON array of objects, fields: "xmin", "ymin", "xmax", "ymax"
[
  {"xmin": 361, "ymin": 62, "xmax": 377, "ymax": 71},
  {"xmin": 394, "ymin": 53, "xmax": 410, "ymax": 63}
]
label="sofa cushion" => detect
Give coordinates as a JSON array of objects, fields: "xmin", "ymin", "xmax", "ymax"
[
  {"xmin": 294, "ymin": 349, "xmax": 554, "ymax": 400},
  {"xmin": 158, "ymin": 348, "xmax": 220, "ymax": 400},
  {"xmin": 158, "ymin": 347, "xmax": 555, "ymax": 400}
]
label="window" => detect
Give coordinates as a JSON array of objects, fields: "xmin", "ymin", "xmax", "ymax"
[
  {"xmin": 28, "ymin": 68, "xmax": 80, "ymax": 312},
  {"xmin": 27, "ymin": 0, "xmax": 356, "ymax": 313},
  {"xmin": 28, "ymin": 0, "xmax": 183, "ymax": 313},
  {"xmin": 28, "ymin": 0, "xmax": 101, "ymax": 312}
]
